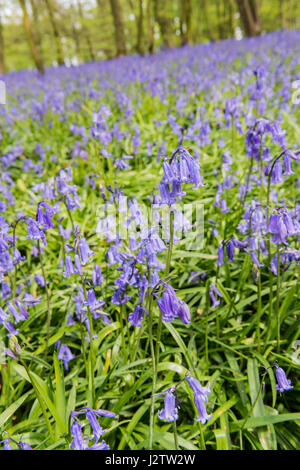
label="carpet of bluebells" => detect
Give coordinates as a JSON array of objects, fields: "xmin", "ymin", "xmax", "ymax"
[{"xmin": 0, "ymin": 30, "xmax": 299, "ymax": 451}]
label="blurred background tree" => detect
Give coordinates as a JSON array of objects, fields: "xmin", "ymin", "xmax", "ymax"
[{"xmin": 0, "ymin": 0, "xmax": 299, "ymax": 73}]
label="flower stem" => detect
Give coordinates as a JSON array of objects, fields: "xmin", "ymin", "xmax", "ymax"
[
  {"xmin": 38, "ymin": 241, "xmax": 52, "ymax": 361},
  {"xmin": 120, "ymin": 302, "xmax": 128, "ymax": 364},
  {"xmin": 149, "ymin": 209, "xmax": 174, "ymax": 449},
  {"xmin": 173, "ymin": 421, "xmax": 179, "ymax": 450},
  {"xmin": 257, "ymin": 267, "xmax": 262, "ymax": 351},
  {"xmin": 148, "ymin": 293, "xmax": 155, "ymax": 450},
  {"xmin": 276, "ymin": 245, "xmax": 281, "ymax": 353}
]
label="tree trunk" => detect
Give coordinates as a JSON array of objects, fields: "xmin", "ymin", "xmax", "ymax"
[
  {"xmin": 200, "ymin": 0, "xmax": 215, "ymax": 41},
  {"xmin": 146, "ymin": 0, "xmax": 154, "ymax": 54},
  {"xmin": 70, "ymin": 5, "xmax": 81, "ymax": 61},
  {"xmin": 109, "ymin": 0, "xmax": 127, "ymax": 57},
  {"xmin": 0, "ymin": 13, "xmax": 5, "ymax": 74},
  {"xmin": 77, "ymin": 0, "xmax": 95, "ymax": 61},
  {"xmin": 215, "ymin": 0, "xmax": 226, "ymax": 39},
  {"xmin": 180, "ymin": 0, "xmax": 192, "ymax": 45},
  {"xmin": 154, "ymin": 0, "xmax": 174, "ymax": 48},
  {"xmin": 236, "ymin": 0, "xmax": 261, "ymax": 36},
  {"xmin": 19, "ymin": 0, "xmax": 45, "ymax": 73},
  {"xmin": 136, "ymin": 0, "xmax": 144, "ymax": 55},
  {"xmin": 279, "ymin": 0, "xmax": 285, "ymax": 29},
  {"xmin": 44, "ymin": 0, "xmax": 65, "ymax": 65},
  {"xmin": 29, "ymin": 0, "xmax": 42, "ymax": 45},
  {"xmin": 228, "ymin": 0, "xmax": 236, "ymax": 37}
]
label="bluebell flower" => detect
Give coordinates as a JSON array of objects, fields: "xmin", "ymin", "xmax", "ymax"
[
  {"xmin": 128, "ymin": 305, "xmax": 145, "ymax": 327},
  {"xmin": 226, "ymin": 240, "xmax": 235, "ymax": 262},
  {"xmin": 70, "ymin": 420, "xmax": 87, "ymax": 450},
  {"xmin": 35, "ymin": 274, "xmax": 45, "ymax": 286},
  {"xmin": 26, "ymin": 218, "xmax": 47, "ymax": 246},
  {"xmin": 158, "ymin": 389, "xmax": 179, "ymax": 422},
  {"xmin": 282, "ymin": 154, "xmax": 295, "ymax": 176},
  {"xmin": 89, "ymin": 441, "xmax": 110, "ymax": 450},
  {"xmin": 85, "ymin": 289, "xmax": 105, "ymax": 319},
  {"xmin": 57, "ymin": 342, "xmax": 74, "ymax": 370},
  {"xmin": 159, "ymin": 182, "xmax": 176, "ymax": 205},
  {"xmin": 274, "ymin": 364, "xmax": 293, "ymax": 393},
  {"xmin": 217, "ymin": 243, "xmax": 225, "ymax": 266},
  {"xmin": 23, "ymin": 293, "xmax": 42, "ymax": 305},
  {"xmin": 8, "ymin": 301, "xmax": 29, "ymax": 323},
  {"xmin": 271, "ymin": 161, "xmax": 283, "ymax": 184},
  {"xmin": 36, "ymin": 201, "xmax": 55, "ymax": 230},
  {"xmin": 0, "ymin": 306, "xmax": 9, "ymax": 324},
  {"xmin": 1, "ymin": 438, "xmax": 13, "ymax": 450},
  {"xmin": 193, "ymin": 393, "xmax": 212, "ymax": 424},
  {"xmin": 4, "ymin": 320, "xmax": 19, "ymax": 337},
  {"xmin": 63, "ymin": 254, "xmax": 77, "ymax": 277},
  {"xmin": 186, "ymin": 375, "xmax": 211, "ymax": 403},
  {"xmin": 92, "ymin": 263, "xmax": 104, "ymax": 286},
  {"xmin": 70, "ymin": 407, "xmax": 116, "ymax": 450},
  {"xmin": 111, "ymin": 287, "xmax": 131, "ymax": 306},
  {"xmin": 267, "ymin": 213, "xmax": 291, "ymax": 245},
  {"xmin": 74, "ymin": 254, "xmax": 82, "ymax": 276},
  {"xmin": 4, "ymin": 348, "xmax": 19, "ymax": 360},
  {"xmin": 59, "ymin": 224, "xmax": 72, "ymax": 240},
  {"xmin": 250, "ymin": 251, "xmax": 264, "ymax": 268},
  {"xmin": 156, "ymin": 284, "xmax": 190, "ymax": 324},
  {"xmin": 78, "ymin": 237, "xmax": 94, "ymax": 265},
  {"xmin": 221, "ymin": 199, "xmax": 229, "ymax": 214},
  {"xmin": 18, "ymin": 440, "xmax": 33, "ymax": 450},
  {"xmin": 177, "ymin": 298, "xmax": 191, "ymax": 324},
  {"xmin": 85, "ymin": 409, "xmax": 107, "ymax": 442}
]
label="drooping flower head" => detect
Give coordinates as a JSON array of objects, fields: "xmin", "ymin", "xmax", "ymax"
[
  {"xmin": 158, "ymin": 388, "xmax": 179, "ymax": 422},
  {"xmin": 274, "ymin": 363, "xmax": 293, "ymax": 393}
]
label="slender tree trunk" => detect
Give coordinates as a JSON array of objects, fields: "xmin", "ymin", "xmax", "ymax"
[
  {"xmin": 146, "ymin": 0, "xmax": 154, "ymax": 54},
  {"xmin": 77, "ymin": 0, "xmax": 95, "ymax": 61},
  {"xmin": 279, "ymin": 0, "xmax": 285, "ymax": 28},
  {"xmin": 154, "ymin": 0, "xmax": 174, "ymax": 48},
  {"xmin": 70, "ymin": 5, "xmax": 81, "ymax": 61},
  {"xmin": 44, "ymin": 0, "xmax": 65, "ymax": 65},
  {"xmin": 19, "ymin": 0, "xmax": 45, "ymax": 73},
  {"xmin": 201, "ymin": 0, "xmax": 215, "ymax": 41},
  {"xmin": 228, "ymin": 0, "xmax": 236, "ymax": 37},
  {"xmin": 109, "ymin": 0, "xmax": 127, "ymax": 56},
  {"xmin": 136, "ymin": 0, "xmax": 144, "ymax": 55},
  {"xmin": 215, "ymin": 0, "xmax": 226, "ymax": 39},
  {"xmin": 29, "ymin": 0, "xmax": 42, "ymax": 45},
  {"xmin": 0, "ymin": 13, "xmax": 5, "ymax": 74},
  {"xmin": 180, "ymin": 0, "xmax": 192, "ymax": 45},
  {"xmin": 236, "ymin": 0, "xmax": 261, "ymax": 36},
  {"xmin": 287, "ymin": 0, "xmax": 295, "ymax": 29}
]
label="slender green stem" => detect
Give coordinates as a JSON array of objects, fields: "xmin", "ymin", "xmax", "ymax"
[
  {"xmin": 79, "ymin": 315, "xmax": 88, "ymax": 375},
  {"xmin": 243, "ymin": 155, "xmax": 254, "ymax": 207},
  {"xmin": 149, "ymin": 209, "xmax": 174, "ymax": 449},
  {"xmin": 165, "ymin": 210, "xmax": 175, "ymax": 275},
  {"xmin": 257, "ymin": 267, "xmax": 262, "ymax": 351},
  {"xmin": 120, "ymin": 302, "xmax": 128, "ymax": 364},
  {"xmin": 173, "ymin": 421, "xmax": 179, "ymax": 450},
  {"xmin": 276, "ymin": 245, "xmax": 281, "ymax": 353},
  {"xmin": 148, "ymin": 294, "xmax": 155, "ymax": 450},
  {"xmin": 205, "ymin": 280, "xmax": 210, "ymax": 364},
  {"xmin": 199, "ymin": 424, "xmax": 206, "ymax": 450},
  {"xmin": 231, "ymin": 116, "xmax": 236, "ymax": 160},
  {"xmin": 38, "ymin": 241, "xmax": 52, "ymax": 361},
  {"xmin": 154, "ymin": 209, "xmax": 174, "ymax": 361}
]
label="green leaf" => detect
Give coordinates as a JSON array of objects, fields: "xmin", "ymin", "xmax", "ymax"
[
  {"xmin": 0, "ymin": 390, "xmax": 32, "ymax": 428},
  {"xmin": 247, "ymin": 358, "xmax": 277, "ymax": 450}
]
